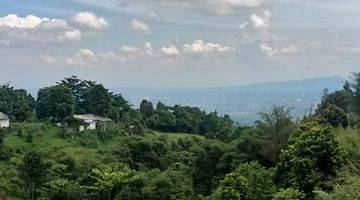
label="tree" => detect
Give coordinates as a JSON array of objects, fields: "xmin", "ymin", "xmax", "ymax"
[
  {"xmin": 154, "ymin": 108, "xmax": 176, "ymax": 132},
  {"xmin": 88, "ymin": 166, "xmax": 134, "ymax": 200},
  {"xmin": 191, "ymin": 140, "xmax": 242, "ymax": 196},
  {"xmin": 317, "ymin": 89, "xmax": 350, "ymax": 112},
  {"xmin": 82, "ymin": 84, "xmax": 112, "ymax": 116},
  {"xmin": 0, "ymin": 84, "xmax": 33, "ymax": 121},
  {"xmin": 111, "ymin": 94, "xmax": 132, "ymax": 120},
  {"xmin": 211, "ymin": 162, "xmax": 275, "ymax": 200},
  {"xmin": 316, "ymin": 104, "xmax": 348, "ymax": 128},
  {"xmin": 140, "ymin": 166, "xmax": 195, "ymax": 200},
  {"xmin": 19, "ymin": 151, "xmax": 49, "ymax": 200},
  {"xmin": 58, "ymin": 76, "xmax": 88, "ymax": 114},
  {"xmin": 350, "ymin": 72, "xmax": 360, "ymax": 113},
  {"xmin": 36, "ymin": 85, "xmax": 75, "ymax": 121},
  {"xmin": 41, "ymin": 178, "xmax": 87, "ymax": 200},
  {"xmin": 256, "ymin": 106, "xmax": 295, "ymax": 166},
  {"xmin": 140, "ymin": 100, "xmax": 154, "ymax": 117},
  {"xmin": 274, "ymin": 123, "xmax": 341, "ymax": 197}
]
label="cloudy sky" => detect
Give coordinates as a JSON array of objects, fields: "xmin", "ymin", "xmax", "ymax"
[{"xmin": 1, "ymin": 0, "xmax": 360, "ymax": 89}]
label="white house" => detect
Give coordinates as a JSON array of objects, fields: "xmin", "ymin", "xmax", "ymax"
[
  {"xmin": 73, "ymin": 114, "xmax": 111, "ymax": 131},
  {"xmin": 0, "ymin": 112, "xmax": 9, "ymax": 128}
]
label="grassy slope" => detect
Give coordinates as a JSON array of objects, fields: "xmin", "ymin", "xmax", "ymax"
[
  {"xmin": 0, "ymin": 123, "xmax": 205, "ymax": 197},
  {"xmin": 1, "ymin": 124, "xmax": 204, "ymax": 167}
]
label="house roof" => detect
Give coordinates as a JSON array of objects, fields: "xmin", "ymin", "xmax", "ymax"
[
  {"xmin": 0, "ymin": 112, "xmax": 9, "ymax": 120},
  {"xmin": 73, "ymin": 114, "xmax": 111, "ymax": 123}
]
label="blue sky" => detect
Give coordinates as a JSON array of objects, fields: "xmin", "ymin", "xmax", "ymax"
[{"xmin": 0, "ymin": 0, "xmax": 360, "ymax": 89}]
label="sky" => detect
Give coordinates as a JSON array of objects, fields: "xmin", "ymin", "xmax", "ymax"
[{"xmin": 0, "ymin": 0, "xmax": 360, "ymax": 89}]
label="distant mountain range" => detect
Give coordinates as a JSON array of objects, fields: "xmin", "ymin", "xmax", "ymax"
[{"xmin": 114, "ymin": 76, "xmax": 346, "ymax": 124}]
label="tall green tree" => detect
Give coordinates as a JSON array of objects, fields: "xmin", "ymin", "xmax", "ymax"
[
  {"xmin": 0, "ymin": 84, "xmax": 33, "ymax": 121},
  {"xmin": 274, "ymin": 123, "xmax": 341, "ymax": 197},
  {"xmin": 82, "ymin": 84, "xmax": 112, "ymax": 116},
  {"xmin": 256, "ymin": 106, "xmax": 295, "ymax": 166},
  {"xmin": 140, "ymin": 100, "xmax": 155, "ymax": 117},
  {"xmin": 19, "ymin": 151, "xmax": 50, "ymax": 200},
  {"xmin": 36, "ymin": 85, "xmax": 75, "ymax": 121},
  {"xmin": 58, "ymin": 76, "xmax": 89, "ymax": 113},
  {"xmin": 88, "ymin": 166, "xmax": 134, "ymax": 200},
  {"xmin": 211, "ymin": 162, "xmax": 275, "ymax": 200}
]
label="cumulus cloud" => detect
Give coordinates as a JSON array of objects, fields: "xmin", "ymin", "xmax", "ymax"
[
  {"xmin": 130, "ymin": 18, "xmax": 151, "ymax": 34},
  {"xmin": 72, "ymin": 12, "xmax": 109, "ymax": 30},
  {"xmin": 238, "ymin": 9, "xmax": 299, "ymax": 57},
  {"xmin": 260, "ymin": 43, "xmax": 299, "ymax": 57},
  {"xmin": 214, "ymin": 0, "xmax": 263, "ymax": 14},
  {"xmin": 58, "ymin": 29, "xmax": 82, "ymax": 42},
  {"xmin": 250, "ymin": 10, "xmax": 270, "ymax": 28},
  {"xmin": 41, "ymin": 40, "xmax": 234, "ymax": 67},
  {"xmin": 0, "ymin": 13, "xmax": 81, "ymax": 46},
  {"xmin": 161, "ymin": 45, "xmax": 180, "ymax": 56},
  {"xmin": 65, "ymin": 48, "xmax": 98, "ymax": 66},
  {"xmin": 183, "ymin": 39, "xmax": 234, "ymax": 55},
  {"xmin": 0, "ymin": 14, "xmax": 45, "ymax": 28}
]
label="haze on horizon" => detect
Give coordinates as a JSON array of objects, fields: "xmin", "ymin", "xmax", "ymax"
[{"xmin": 1, "ymin": 0, "xmax": 360, "ymax": 89}]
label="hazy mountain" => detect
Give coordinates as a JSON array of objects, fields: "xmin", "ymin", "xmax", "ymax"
[{"xmin": 114, "ymin": 76, "xmax": 346, "ymax": 124}]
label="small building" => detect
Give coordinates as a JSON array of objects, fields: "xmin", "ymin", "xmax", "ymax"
[
  {"xmin": 0, "ymin": 112, "xmax": 9, "ymax": 128},
  {"xmin": 73, "ymin": 114, "xmax": 111, "ymax": 131}
]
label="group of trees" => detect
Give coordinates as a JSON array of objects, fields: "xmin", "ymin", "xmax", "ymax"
[
  {"xmin": 1, "ymin": 76, "xmax": 233, "ymax": 139},
  {"xmin": 36, "ymin": 76, "xmax": 131, "ymax": 122},
  {"xmin": 1, "ymin": 73, "xmax": 360, "ymax": 199},
  {"xmin": 8, "ymin": 118, "xmax": 344, "ymax": 200},
  {"xmin": 140, "ymin": 100, "xmax": 234, "ymax": 140},
  {"xmin": 0, "ymin": 84, "xmax": 34, "ymax": 121}
]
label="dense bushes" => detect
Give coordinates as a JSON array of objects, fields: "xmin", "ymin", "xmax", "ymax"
[
  {"xmin": 274, "ymin": 123, "xmax": 341, "ymax": 197},
  {"xmin": 1, "ymin": 74, "xmax": 360, "ymax": 199},
  {"xmin": 211, "ymin": 162, "xmax": 275, "ymax": 200}
]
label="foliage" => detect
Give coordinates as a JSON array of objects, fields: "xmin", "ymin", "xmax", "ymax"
[
  {"xmin": 191, "ymin": 140, "xmax": 245, "ymax": 196},
  {"xmin": 36, "ymin": 85, "xmax": 75, "ymax": 121},
  {"xmin": 0, "ymin": 84, "xmax": 33, "ymax": 121},
  {"xmin": 317, "ymin": 89, "xmax": 350, "ymax": 112},
  {"xmin": 88, "ymin": 165, "xmax": 134, "ymax": 200},
  {"xmin": 41, "ymin": 178, "xmax": 87, "ymax": 200},
  {"xmin": 272, "ymin": 188, "xmax": 305, "ymax": 200},
  {"xmin": 256, "ymin": 106, "xmax": 295, "ymax": 166},
  {"xmin": 18, "ymin": 151, "xmax": 50, "ymax": 200},
  {"xmin": 316, "ymin": 104, "xmax": 348, "ymax": 128},
  {"xmin": 274, "ymin": 123, "xmax": 341, "ymax": 197},
  {"xmin": 211, "ymin": 162, "xmax": 275, "ymax": 200},
  {"xmin": 140, "ymin": 99, "xmax": 155, "ymax": 117}
]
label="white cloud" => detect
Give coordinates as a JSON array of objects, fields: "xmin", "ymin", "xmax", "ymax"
[
  {"xmin": 238, "ymin": 9, "xmax": 272, "ymax": 43},
  {"xmin": 41, "ymin": 39, "xmax": 235, "ymax": 67},
  {"xmin": 130, "ymin": 18, "xmax": 151, "ymax": 34},
  {"xmin": 260, "ymin": 43, "xmax": 299, "ymax": 57},
  {"xmin": 58, "ymin": 29, "xmax": 82, "ymax": 42},
  {"xmin": 65, "ymin": 48, "xmax": 98, "ymax": 66},
  {"xmin": 161, "ymin": 45, "xmax": 179, "ymax": 56},
  {"xmin": 250, "ymin": 10, "xmax": 271, "ymax": 28},
  {"xmin": 0, "ymin": 13, "xmax": 82, "ymax": 46},
  {"xmin": 183, "ymin": 39, "xmax": 234, "ymax": 55},
  {"xmin": 72, "ymin": 12, "xmax": 109, "ymax": 30},
  {"xmin": 214, "ymin": 0, "xmax": 262, "ymax": 14},
  {"xmin": 0, "ymin": 14, "xmax": 45, "ymax": 28}
]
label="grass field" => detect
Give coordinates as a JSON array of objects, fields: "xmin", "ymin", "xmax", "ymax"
[
  {"xmin": 1, "ymin": 124, "xmax": 204, "ymax": 170},
  {"xmin": 0, "ymin": 123, "xmax": 209, "ymax": 196}
]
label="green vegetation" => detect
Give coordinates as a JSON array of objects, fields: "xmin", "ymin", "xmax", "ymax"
[{"xmin": 0, "ymin": 73, "xmax": 360, "ymax": 199}]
